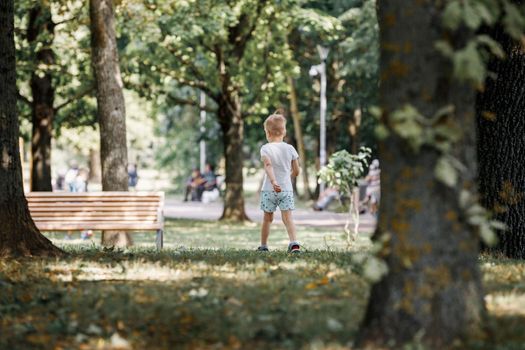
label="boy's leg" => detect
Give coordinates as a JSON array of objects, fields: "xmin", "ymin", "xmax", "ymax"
[
  {"xmin": 260, "ymin": 211, "xmax": 273, "ymax": 246},
  {"xmin": 281, "ymin": 210, "xmax": 297, "ymax": 242}
]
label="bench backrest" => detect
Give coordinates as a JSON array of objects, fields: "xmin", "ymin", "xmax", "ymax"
[{"xmin": 27, "ymin": 192, "xmax": 164, "ymax": 231}]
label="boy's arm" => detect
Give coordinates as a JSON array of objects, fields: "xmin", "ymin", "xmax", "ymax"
[
  {"xmin": 291, "ymin": 159, "xmax": 300, "ymax": 177},
  {"xmin": 262, "ymin": 156, "xmax": 282, "ymax": 192}
]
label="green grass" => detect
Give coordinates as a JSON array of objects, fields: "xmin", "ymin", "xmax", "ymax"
[
  {"xmin": 1, "ymin": 221, "xmax": 525, "ymax": 349},
  {"xmin": 0, "ymin": 249, "xmax": 368, "ymax": 349},
  {"xmin": 44, "ymin": 218, "xmax": 373, "ymax": 252}
]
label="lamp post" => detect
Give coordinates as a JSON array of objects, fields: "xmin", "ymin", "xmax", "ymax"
[
  {"xmin": 199, "ymin": 90, "xmax": 206, "ymax": 173},
  {"xmin": 309, "ymin": 45, "xmax": 329, "ymax": 194}
]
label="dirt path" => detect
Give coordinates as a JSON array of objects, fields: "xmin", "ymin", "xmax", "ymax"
[{"xmin": 164, "ymin": 198, "xmax": 377, "ymax": 232}]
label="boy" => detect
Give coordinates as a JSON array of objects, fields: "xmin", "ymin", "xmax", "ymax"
[{"xmin": 258, "ymin": 112, "xmax": 301, "ymax": 253}]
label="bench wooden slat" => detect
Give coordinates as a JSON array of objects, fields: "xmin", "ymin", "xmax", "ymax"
[
  {"xmin": 34, "ymin": 223, "xmax": 162, "ymax": 231},
  {"xmin": 27, "ymin": 198, "xmax": 160, "ymax": 203},
  {"xmin": 33, "ymin": 216, "xmax": 158, "ymax": 222},
  {"xmin": 31, "ymin": 208, "xmax": 157, "ymax": 218},
  {"xmin": 27, "ymin": 191, "xmax": 164, "ymax": 197},
  {"xmin": 28, "ymin": 204, "xmax": 159, "ymax": 210}
]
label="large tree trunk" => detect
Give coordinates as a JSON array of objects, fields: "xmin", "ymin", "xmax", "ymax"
[
  {"xmin": 0, "ymin": 0, "xmax": 61, "ymax": 257},
  {"xmin": 218, "ymin": 94, "xmax": 248, "ymax": 221},
  {"xmin": 89, "ymin": 0, "xmax": 131, "ymax": 247},
  {"xmin": 358, "ymin": 1, "xmax": 484, "ymax": 347},
  {"xmin": 288, "ymin": 76, "xmax": 312, "ymax": 200},
  {"xmin": 477, "ymin": 19, "xmax": 525, "ymax": 259},
  {"xmin": 28, "ymin": 3, "xmax": 55, "ymax": 191}
]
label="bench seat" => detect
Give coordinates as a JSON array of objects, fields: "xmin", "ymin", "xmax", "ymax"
[{"xmin": 27, "ymin": 191, "xmax": 165, "ymax": 250}]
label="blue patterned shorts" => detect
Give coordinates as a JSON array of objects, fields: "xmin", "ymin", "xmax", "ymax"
[{"xmin": 260, "ymin": 191, "xmax": 295, "ymax": 213}]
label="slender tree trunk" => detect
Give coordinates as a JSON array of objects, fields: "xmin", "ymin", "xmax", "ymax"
[
  {"xmin": 477, "ymin": 18, "xmax": 525, "ymax": 259},
  {"xmin": 218, "ymin": 94, "xmax": 248, "ymax": 221},
  {"xmin": 349, "ymin": 108, "xmax": 361, "ymax": 154},
  {"xmin": 28, "ymin": 4, "xmax": 55, "ymax": 191},
  {"xmin": 288, "ymin": 76, "xmax": 312, "ymax": 200},
  {"xmin": 89, "ymin": 0, "xmax": 131, "ymax": 247},
  {"xmin": 358, "ymin": 1, "xmax": 484, "ymax": 347},
  {"xmin": 88, "ymin": 147, "xmax": 101, "ymax": 183},
  {"xmin": 0, "ymin": 0, "xmax": 61, "ymax": 257}
]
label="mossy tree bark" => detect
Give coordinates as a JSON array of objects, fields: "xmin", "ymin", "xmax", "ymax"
[
  {"xmin": 28, "ymin": 3, "xmax": 55, "ymax": 191},
  {"xmin": 477, "ymin": 8, "xmax": 525, "ymax": 259},
  {"xmin": 89, "ymin": 0, "xmax": 131, "ymax": 247},
  {"xmin": 0, "ymin": 0, "xmax": 62, "ymax": 257},
  {"xmin": 358, "ymin": 1, "xmax": 484, "ymax": 347}
]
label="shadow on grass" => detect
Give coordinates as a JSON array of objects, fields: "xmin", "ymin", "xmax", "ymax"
[{"xmin": 0, "ymin": 248, "xmax": 370, "ymax": 350}]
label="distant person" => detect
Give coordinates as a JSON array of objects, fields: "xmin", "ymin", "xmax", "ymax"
[
  {"xmin": 202, "ymin": 163, "xmax": 217, "ymax": 191},
  {"xmin": 55, "ymin": 171, "xmax": 65, "ymax": 191},
  {"xmin": 128, "ymin": 163, "xmax": 139, "ymax": 190},
  {"xmin": 201, "ymin": 163, "xmax": 220, "ymax": 203},
  {"xmin": 257, "ymin": 111, "xmax": 301, "ymax": 253},
  {"xmin": 313, "ymin": 187, "xmax": 340, "ymax": 211},
  {"xmin": 75, "ymin": 168, "xmax": 89, "ymax": 193},
  {"xmin": 365, "ymin": 159, "xmax": 381, "ymax": 215},
  {"xmin": 184, "ymin": 168, "xmax": 205, "ymax": 201},
  {"xmin": 64, "ymin": 161, "xmax": 79, "ymax": 192}
]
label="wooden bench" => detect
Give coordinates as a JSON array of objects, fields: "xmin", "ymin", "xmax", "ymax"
[{"xmin": 27, "ymin": 192, "xmax": 165, "ymax": 250}]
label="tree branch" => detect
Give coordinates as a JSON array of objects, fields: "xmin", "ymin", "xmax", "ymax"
[
  {"xmin": 54, "ymin": 17, "xmax": 76, "ymax": 27},
  {"xmin": 156, "ymin": 66, "xmax": 219, "ymax": 102},
  {"xmin": 54, "ymin": 84, "xmax": 94, "ymax": 112},
  {"xmin": 166, "ymin": 93, "xmax": 217, "ymax": 113}
]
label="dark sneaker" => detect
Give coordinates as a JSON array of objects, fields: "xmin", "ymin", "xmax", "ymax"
[
  {"xmin": 288, "ymin": 242, "xmax": 301, "ymax": 253},
  {"xmin": 257, "ymin": 246, "xmax": 269, "ymax": 252}
]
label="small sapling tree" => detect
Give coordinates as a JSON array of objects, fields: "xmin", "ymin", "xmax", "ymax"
[{"xmin": 318, "ymin": 147, "xmax": 371, "ymax": 245}]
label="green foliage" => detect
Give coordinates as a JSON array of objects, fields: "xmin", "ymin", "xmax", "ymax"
[
  {"xmin": 15, "ymin": 0, "xmax": 96, "ymax": 137},
  {"xmin": 439, "ymin": 0, "xmax": 525, "ymax": 85},
  {"xmin": 338, "ymin": 0, "xmax": 379, "ymax": 101},
  {"xmin": 155, "ymin": 102, "xmax": 223, "ymax": 190},
  {"xmin": 318, "ymin": 147, "xmax": 371, "ymax": 193},
  {"xmin": 318, "ymin": 147, "xmax": 371, "ymax": 244},
  {"xmin": 460, "ymin": 190, "xmax": 505, "ymax": 247},
  {"xmin": 377, "ymin": 104, "xmax": 461, "ymax": 154},
  {"xmin": 435, "ymin": 34, "xmax": 505, "ymax": 86},
  {"xmin": 117, "ymin": 0, "xmax": 354, "ymax": 175}
]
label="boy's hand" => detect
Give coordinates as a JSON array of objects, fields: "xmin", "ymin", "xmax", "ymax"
[{"xmin": 271, "ymin": 180, "xmax": 282, "ymax": 193}]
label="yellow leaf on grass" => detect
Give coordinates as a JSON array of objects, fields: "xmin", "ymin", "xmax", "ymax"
[
  {"xmin": 305, "ymin": 282, "xmax": 318, "ymax": 290},
  {"xmin": 319, "ymin": 276, "xmax": 330, "ymax": 285}
]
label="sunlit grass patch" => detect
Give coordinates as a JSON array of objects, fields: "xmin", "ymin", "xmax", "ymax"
[
  {"xmin": 0, "ymin": 248, "xmax": 368, "ymax": 349},
  {"xmin": 3, "ymin": 231, "xmax": 525, "ymax": 349},
  {"xmin": 43, "ymin": 218, "xmax": 373, "ymax": 252},
  {"xmin": 475, "ymin": 254, "xmax": 525, "ymax": 349}
]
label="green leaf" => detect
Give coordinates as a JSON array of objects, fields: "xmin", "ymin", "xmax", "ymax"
[
  {"xmin": 503, "ymin": 1, "xmax": 525, "ymax": 40},
  {"xmin": 489, "ymin": 220, "xmax": 507, "ymax": 231},
  {"xmin": 463, "ymin": 2, "xmax": 482, "ymax": 29},
  {"xmin": 442, "ymin": 1, "xmax": 462, "ymax": 30},
  {"xmin": 435, "ymin": 40, "xmax": 454, "ymax": 58},
  {"xmin": 480, "ymin": 223, "xmax": 498, "ymax": 246},
  {"xmin": 453, "ymin": 42, "xmax": 486, "ymax": 85},
  {"xmin": 434, "ymin": 156, "xmax": 458, "ymax": 187},
  {"xmin": 476, "ymin": 35, "xmax": 505, "ymax": 59}
]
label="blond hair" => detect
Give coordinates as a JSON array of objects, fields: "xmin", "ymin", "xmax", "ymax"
[{"xmin": 264, "ymin": 110, "xmax": 287, "ymax": 136}]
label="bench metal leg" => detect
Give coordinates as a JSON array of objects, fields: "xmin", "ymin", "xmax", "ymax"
[{"xmin": 156, "ymin": 229, "xmax": 163, "ymax": 251}]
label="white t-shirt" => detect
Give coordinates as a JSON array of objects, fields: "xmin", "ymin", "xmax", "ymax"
[{"xmin": 260, "ymin": 142, "xmax": 299, "ymax": 192}]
